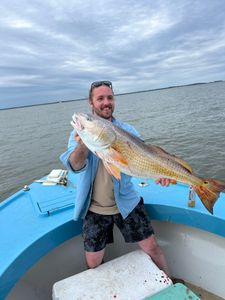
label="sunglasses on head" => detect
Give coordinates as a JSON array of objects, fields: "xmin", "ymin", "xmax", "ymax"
[{"xmin": 90, "ymin": 81, "xmax": 113, "ymax": 90}]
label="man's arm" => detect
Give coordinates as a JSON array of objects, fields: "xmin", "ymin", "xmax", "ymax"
[{"xmin": 68, "ymin": 133, "xmax": 89, "ymax": 171}]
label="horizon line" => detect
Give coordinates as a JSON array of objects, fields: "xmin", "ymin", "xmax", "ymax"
[{"xmin": 0, "ymin": 79, "xmax": 224, "ymax": 111}]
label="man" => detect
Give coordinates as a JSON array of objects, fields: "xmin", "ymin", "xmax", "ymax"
[{"xmin": 60, "ymin": 81, "xmax": 171, "ymax": 276}]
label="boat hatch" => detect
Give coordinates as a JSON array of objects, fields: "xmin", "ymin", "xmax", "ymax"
[
  {"xmin": 30, "ymin": 184, "xmax": 76, "ymax": 216},
  {"xmin": 36, "ymin": 193, "xmax": 75, "ymax": 215}
]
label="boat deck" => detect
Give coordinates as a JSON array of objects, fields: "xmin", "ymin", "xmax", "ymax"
[
  {"xmin": 186, "ymin": 282, "xmax": 224, "ymax": 300},
  {"xmin": 1, "ymin": 171, "xmax": 225, "ymax": 299}
]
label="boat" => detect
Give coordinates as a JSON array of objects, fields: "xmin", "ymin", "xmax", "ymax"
[{"xmin": 1, "ymin": 170, "xmax": 225, "ymax": 299}]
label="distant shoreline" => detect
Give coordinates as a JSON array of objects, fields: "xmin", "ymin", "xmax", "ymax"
[
  {"xmin": 115, "ymin": 80, "xmax": 224, "ymax": 96},
  {"xmin": 1, "ymin": 80, "xmax": 224, "ymax": 111}
]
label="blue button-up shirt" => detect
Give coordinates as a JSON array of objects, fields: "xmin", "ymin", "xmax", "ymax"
[{"xmin": 60, "ymin": 117, "xmax": 141, "ymax": 221}]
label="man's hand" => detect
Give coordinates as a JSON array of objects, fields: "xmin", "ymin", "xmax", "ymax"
[
  {"xmin": 74, "ymin": 132, "xmax": 89, "ymax": 153},
  {"xmin": 155, "ymin": 178, "xmax": 176, "ymax": 187},
  {"xmin": 74, "ymin": 132, "xmax": 82, "ymax": 144}
]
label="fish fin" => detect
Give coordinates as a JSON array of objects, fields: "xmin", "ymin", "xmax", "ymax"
[
  {"xmin": 149, "ymin": 144, "xmax": 193, "ymax": 173},
  {"xmin": 103, "ymin": 161, "xmax": 121, "ymax": 181},
  {"xmin": 172, "ymin": 156, "xmax": 193, "ymax": 173},
  {"xmin": 193, "ymin": 179, "xmax": 225, "ymax": 214},
  {"xmin": 108, "ymin": 147, "xmax": 128, "ymax": 166}
]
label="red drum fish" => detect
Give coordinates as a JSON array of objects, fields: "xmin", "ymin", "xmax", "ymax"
[{"xmin": 71, "ymin": 112, "xmax": 225, "ymax": 214}]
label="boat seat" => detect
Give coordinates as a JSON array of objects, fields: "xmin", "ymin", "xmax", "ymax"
[{"xmin": 52, "ymin": 249, "xmax": 172, "ymax": 300}]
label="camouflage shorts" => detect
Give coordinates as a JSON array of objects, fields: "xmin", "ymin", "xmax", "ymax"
[{"xmin": 82, "ymin": 198, "xmax": 154, "ymax": 252}]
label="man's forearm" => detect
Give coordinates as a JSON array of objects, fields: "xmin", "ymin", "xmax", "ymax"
[{"xmin": 69, "ymin": 143, "xmax": 89, "ymax": 171}]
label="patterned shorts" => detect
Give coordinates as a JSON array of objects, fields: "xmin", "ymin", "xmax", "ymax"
[{"xmin": 82, "ymin": 198, "xmax": 154, "ymax": 252}]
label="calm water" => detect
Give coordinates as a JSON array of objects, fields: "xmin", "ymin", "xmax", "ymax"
[{"xmin": 1, "ymin": 81, "xmax": 225, "ymax": 202}]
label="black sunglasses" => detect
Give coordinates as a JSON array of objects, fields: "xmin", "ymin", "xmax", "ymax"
[{"xmin": 90, "ymin": 81, "xmax": 113, "ymax": 90}]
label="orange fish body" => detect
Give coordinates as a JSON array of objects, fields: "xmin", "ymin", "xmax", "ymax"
[{"xmin": 71, "ymin": 112, "xmax": 225, "ymax": 214}]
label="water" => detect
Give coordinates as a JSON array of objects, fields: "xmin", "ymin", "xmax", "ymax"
[{"xmin": 1, "ymin": 81, "xmax": 225, "ymax": 202}]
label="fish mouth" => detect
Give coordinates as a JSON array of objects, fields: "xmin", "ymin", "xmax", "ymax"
[{"xmin": 71, "ymin": 113, "xmax": 84, "ymax": 131}]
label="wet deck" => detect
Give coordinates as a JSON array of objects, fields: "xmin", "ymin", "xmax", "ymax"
[{"xmin": 186, "ymin": 282, "xmax": 224, "ymax": 300}]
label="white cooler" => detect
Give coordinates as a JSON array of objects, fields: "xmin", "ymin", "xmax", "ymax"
[{"xmin": 52, "ymin": 250, "xmax": 172, "ymax": 300}]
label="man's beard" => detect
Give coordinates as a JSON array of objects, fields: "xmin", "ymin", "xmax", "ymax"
[{"xmin": 93, "ymin": 105, "xmax": 114, "ymax": 120}]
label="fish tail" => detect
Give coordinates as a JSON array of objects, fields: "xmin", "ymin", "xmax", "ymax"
[{"xmin": 193, "ymin": 179, "xmax": 225, "ymax": 214}]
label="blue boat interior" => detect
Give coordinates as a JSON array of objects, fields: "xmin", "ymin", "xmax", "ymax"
[{"xmin": 1, "ymin": 171, "xmax": 225, "ymax": 299}]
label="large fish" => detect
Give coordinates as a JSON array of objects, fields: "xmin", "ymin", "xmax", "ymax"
[{"xmin": 71, "ymin": 112, "xmax": 225, "ymax": 214}]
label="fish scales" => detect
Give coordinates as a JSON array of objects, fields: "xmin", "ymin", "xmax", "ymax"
[
  {"xmin": 71, "ymin": 112, "xmax": 225, "ymax": 214},
  {"xmin": 112, "ymin": 126, "xmax": 197, "ymax": 183}
]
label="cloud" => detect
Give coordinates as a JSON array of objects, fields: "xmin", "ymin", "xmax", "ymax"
[{"xmin": 0, "ymin": 0, "xmax": 225, "ymax": 108}]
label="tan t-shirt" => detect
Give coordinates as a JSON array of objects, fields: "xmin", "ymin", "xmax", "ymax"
[{"xmin": 89, "ymin": 160, "xmax": 119, "ymax": 215}]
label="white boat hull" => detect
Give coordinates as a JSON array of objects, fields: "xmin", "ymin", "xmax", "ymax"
[{"xmin": 7, "ymin": 220, "xmax": 225, "ymax": 299}]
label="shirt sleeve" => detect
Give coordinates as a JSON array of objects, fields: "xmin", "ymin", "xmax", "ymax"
[
  {"xmin": 127, "ymin": 124, "xmax": 141, "ymax": 138},
  {"xmin": 59, "ymin": 129, "xmax": 88, "ymax": 173},
  {"xmin": 116, "ymin": 120, "xmax": 142, "ymax": 139}
]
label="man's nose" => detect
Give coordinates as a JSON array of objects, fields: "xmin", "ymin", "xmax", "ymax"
[{"xmin": 103, "ymin": 97, "xmax": 111, "ymax": 104}]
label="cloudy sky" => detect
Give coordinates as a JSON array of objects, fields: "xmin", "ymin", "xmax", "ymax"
[{"xmin": 1, "ymin": 0, "xmax": 225, "ymax": 109}]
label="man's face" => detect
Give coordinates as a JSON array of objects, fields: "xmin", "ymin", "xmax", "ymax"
[{"xmin": 90, "ymin": 85, "xmax": 115, "ymax": 120}]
